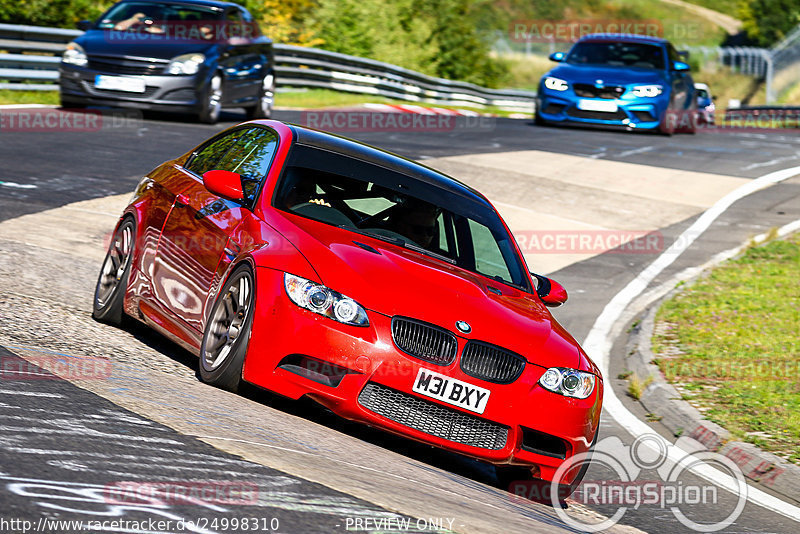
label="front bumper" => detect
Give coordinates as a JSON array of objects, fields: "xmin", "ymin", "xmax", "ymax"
[
  {"xmin": 537, "ymin": 90, "xmax": 669, "ymax": 130},
  {"xmin": 243, "ymin": 268, "xmax": 603, "ymax": 483},
  {"xmin": 59, "ymin": 64, "xmax": 202, "ymax": 112}
]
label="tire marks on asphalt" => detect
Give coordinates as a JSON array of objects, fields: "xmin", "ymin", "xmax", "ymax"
[{"xmin": 0, "ymin": 347, "xmax": 432, "ymax": 534}]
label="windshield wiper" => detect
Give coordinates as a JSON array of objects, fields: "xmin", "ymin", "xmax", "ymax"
[
  {"xmin": 342, "ymin": 226, "xmax": 456, "ymax": 264},
  {"xmin": 402, "ymin": 242, "xmax": 456, "ymax": 264},
  {"xmin": 340, "ymin": 226, "xmax": 406, "ymax": 246}
]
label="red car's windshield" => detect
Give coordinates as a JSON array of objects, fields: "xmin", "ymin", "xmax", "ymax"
[{"xmin": 273, "ymin": 149, "xmax": 531, "ymax": 292}]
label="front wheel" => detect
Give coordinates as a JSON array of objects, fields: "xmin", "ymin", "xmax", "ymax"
[
  {"xmin": 199, "ymin": 264, "xmax": 255, "ymax": 392},
  {"xmin": 198, "ymin": 74, "xmax": 223, "ymax": 124},
  {"xmin": 245, "ymin": 72, "xmax": 275, "ymax": 120},
  {"xmin": 93, "ymin": 218, "xmax": 135, "ymax": 325}
]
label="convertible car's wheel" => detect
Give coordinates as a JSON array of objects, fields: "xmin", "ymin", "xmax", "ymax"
[
  {"xmin": 92, "ymin": 217, "xmax": 135, "ymax": 325},
  {"xmin": 199, "ymin": 264, "xmax": 255, "ymax": 392},
  {"xmin": 198, "ymin": 74, "xmax": 223, "ymax": 124},
  {"xmin": 245, "ymin": 72, "xmax": 275, "ymax": 120}
]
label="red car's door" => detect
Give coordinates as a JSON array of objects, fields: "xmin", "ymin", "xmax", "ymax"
[{"xmin": 151, "ymin": 126, "xmax": 279, "ymax": 332}]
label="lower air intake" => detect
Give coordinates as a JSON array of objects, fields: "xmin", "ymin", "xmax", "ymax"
[{"xmin": 358, "ymin": 382, "xmax": 508, "ymax": 450}]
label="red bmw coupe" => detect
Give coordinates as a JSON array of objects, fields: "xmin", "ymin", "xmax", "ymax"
[{"xmin": 94, "ymin": 120, "xmax": 603, "ymax": 494}]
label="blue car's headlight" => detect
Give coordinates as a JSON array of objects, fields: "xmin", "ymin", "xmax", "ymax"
[
  {"xmin": 284, "ymin": 273, "xmax": 369, "ymax": 326},
  {"xmin": 539, "ymin": 367, "xmax": 596, "ymax": 399},
  {"xmin": 62, "ymin": 42, "xmax": 88, "ymax": 67},
  {"xmin": 167, "ymin": 53, "xmax": 205, "ymax": 75},
  {"xmin": 631, "ymin": 85, "xmax": 663, "ymax": 98},
  {"xmin": 544, "ymin": 77, "xmax": 569, "ymax": 92}
]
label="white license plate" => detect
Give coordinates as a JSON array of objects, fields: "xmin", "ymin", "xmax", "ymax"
[
  {"xmin": 577, "ymin": 99, "xmax": 618, "ymax": 112},
  {"xmin": 94, "ymin": 75, "xmax": 146, "ymax": 93},
  {"xmin": 412, "ymin": 368, "xmax": 490, "ymax": 414}
]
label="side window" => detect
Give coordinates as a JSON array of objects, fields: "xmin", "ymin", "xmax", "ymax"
[
  {"xmin": 667, "ymin": 45, "xmax": 680, "ymax": 64},
  {"xmin": 184, "ymin": 130, "xmax": 245, "ymax": 177},
  {"xmin": 468, "ymin": 219, "xmax": 512, "ymax": 282},
  {"xmin": 225, "ymin": 8, "xmax": 246, "ymax": 39},
  {"xmin": 214, "ymin": 127, "xmax": 279, "ymax": 205}
]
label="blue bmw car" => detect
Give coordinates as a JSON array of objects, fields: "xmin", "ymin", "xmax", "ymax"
[{"xmin": 535, "ymin": 34, "xmax": 696, "ymax": 134}]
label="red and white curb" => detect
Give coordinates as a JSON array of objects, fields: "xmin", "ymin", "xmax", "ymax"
[{"xmin": 363, "ymin": 103, "xmax": 486, "ymax": 117}]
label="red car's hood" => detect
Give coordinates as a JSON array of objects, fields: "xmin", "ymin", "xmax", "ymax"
[{"xmin": 280, "ymin": 216, "xmax": 581, "ymax": 369}]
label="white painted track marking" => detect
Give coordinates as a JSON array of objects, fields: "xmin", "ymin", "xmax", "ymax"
[
  {"xmin": 582, "ymin": 165, "xmax": 800, "ymax": 521},
  {"xmin": 0, "ymin": 389, "xmax": 64, "ymax": 398}
]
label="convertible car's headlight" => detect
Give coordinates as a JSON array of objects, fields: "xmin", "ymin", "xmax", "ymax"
[
  {"xmin": 167, "ymin": 53, "xmax": 205, "ymax": 75},
  {"xmin": 539, "ymin": 367, "xmax": 596, "ymax": 399},
  {"xmin": 631, "ymin": 85, "xmax": 663, "ymax": 98},
  {"xmin": 284, "ymin": 273, "xmax": 369, "ymax": 326},
  {"xmin": 62, "ymin": 42, "xmax": 88, "ymax": 67},
  {"xmin": 544, "ymin": 76, "xmax": 569, "ymax": 91}
]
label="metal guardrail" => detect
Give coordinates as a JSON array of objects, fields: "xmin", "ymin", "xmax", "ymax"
[{"xmin": 0, "ymin": 23, "xmax": 536, "ymax": 111}]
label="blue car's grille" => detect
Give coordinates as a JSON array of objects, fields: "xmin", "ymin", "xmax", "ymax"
[
  {"xmin": 573, "ymin": 84, "xmax": 625, "ymax": 99},
  {"xmin": 88, "ymin": 55, "xmax": 167, "ymax": 76}
]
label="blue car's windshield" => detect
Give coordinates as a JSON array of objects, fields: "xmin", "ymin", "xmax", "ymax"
[
  {"xmin": 96, "ymin": 2, "xmax": 222, "ymax": 33},
  {"xmin": 566, "ymin": 41, "xmax": 665, "ymax": 70}
]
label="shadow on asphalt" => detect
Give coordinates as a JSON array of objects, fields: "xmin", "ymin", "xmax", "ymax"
[{"xmin": 110, "ymin": 315, "xmax": 562, "ymax": 509}]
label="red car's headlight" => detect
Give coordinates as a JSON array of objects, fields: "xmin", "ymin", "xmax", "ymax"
[
  {"xmin": 539, "ymin": 367, "xmax": 596, "ymax": 399},
  {"xmin": 284, "ymin": 273, "xmax": 369, "ymax": 327}
]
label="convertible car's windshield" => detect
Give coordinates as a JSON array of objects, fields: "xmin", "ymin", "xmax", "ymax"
[
  {"xmin": 566, "ymin": 41, "xmax": 665, "ymax": 70},
  {"xmin": 273, "ymin": 146, "xmax": 531, "ymax": 291}
]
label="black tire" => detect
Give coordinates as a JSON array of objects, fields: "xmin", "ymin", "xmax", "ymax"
[
  {"xmin": 245, "ymin": 72, "xmax": 275, "ymax": 120},
  {"xmin": 495, "ymin": 464, "xmax": 536, "ymax": 490},
  {"xmin": 534, "ymin": 111, "xmax": 546, "ymax": 126},
  {"xmin": 658, "ymin": 113, "xmax": 674, "ymax": 136},
  {"xmin": 92, "ymin": 218, "xmax": 135, "ymax": 325},
  {"xmin": 198, "ymin": 264, "xmax": 255, "ymax": 392},
  {"xmin": 198, "ymin": 74, "xmax": 223, "ymax": 124},
  {"xmin": 59, "ymin": 95, "xmax": 86, "ymax": 110},
  {"xmin": 682, "ymin": 108, "xmax": 698, "ymax": 134}
]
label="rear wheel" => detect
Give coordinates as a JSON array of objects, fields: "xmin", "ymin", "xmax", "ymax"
[
  {"xmin": 93, "ymin": 218, "xmax": 135, "ymax": 325},
  {"xmin": 198, "ymin": 74, "xmax": 223, "ymax": 124},
  {"xmin": 199, "ymin": 264, "xmax": 255, "ymax": 392},
  {"xmin": 245, "ymin": 72, "xmax": 275, "ymax": 120}
]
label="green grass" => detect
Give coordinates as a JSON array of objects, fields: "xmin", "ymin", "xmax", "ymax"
[
  {"xmin": 652, "ymin": 232, "xmax": 800, "ymax": 464},
  {"xmin": 0, "ymin": 89, "xmax": 59, "ymax": 106},
  {"xmin": 627, "ymin": 373, "xmax": 653, "ymax": 400},
  {"xmin": 0, "ymin": 88, "xmax": 521, "ymax": 116},
  {"xmin": 679, "ymin": 0, "xmax": 740, "ymax": 16},
  {"xmin": 589, "ymin": 0, "xmax": 729, "ymax": 46},
  {"xmin": 276, "ymin": 89, "xmax": 417, "ymax": 109}
]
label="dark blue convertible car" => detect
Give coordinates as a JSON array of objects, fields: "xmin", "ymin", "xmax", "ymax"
[{"xmin": 535, "ymin": 34, "xmax": 696, "ymax": 134}]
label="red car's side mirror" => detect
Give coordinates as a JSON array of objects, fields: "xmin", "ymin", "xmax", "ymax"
[
  {"xmin": 531, "ymin": 273, "xmax": 568, "ymax": 307},
  {"xmin": 203, "ymin": 170, "xmax": 243, "ymax": 201}
]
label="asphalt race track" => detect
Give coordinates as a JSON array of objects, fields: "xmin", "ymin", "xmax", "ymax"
[{"xmin": 1, "ymin": 106, "xmax": 799, "ymax": 534}]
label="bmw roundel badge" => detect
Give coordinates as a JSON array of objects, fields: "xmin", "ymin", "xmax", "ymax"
[{"xmin": 455, "ymin": 321, "xmax": 472, "ymax": 334}]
